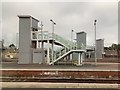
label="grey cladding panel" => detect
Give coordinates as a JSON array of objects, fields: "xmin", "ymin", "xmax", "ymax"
[
  {"xmin": 19, "ymin": 18, "xmax": 31, "ymax": 53},
  {"xmin": 19, "ymin": 17, "xmax": 32, "ymax": 64},
  {"xmin": 19, "ymin": 52, "xmax": 31, "ymax": 64},
  {"xmin": 76, "ymin": 32, "xmax": 86, "ymax": 49},
  {"xmin": 96, "ymin": 39, "xmax": 104, "ymax": 59}
]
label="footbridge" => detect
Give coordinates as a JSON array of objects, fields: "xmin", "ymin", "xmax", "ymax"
[{"xmin": 31, "ymin": 30, "xmax": 86, "ymax": 65}]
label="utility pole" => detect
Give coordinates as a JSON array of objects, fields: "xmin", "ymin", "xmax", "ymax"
[{"xmin": 71, "ymin": 30, "xmax": 74, "ymax": 49}]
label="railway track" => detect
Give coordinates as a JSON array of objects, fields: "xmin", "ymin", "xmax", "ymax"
[
  {"xmin": 2, "ymin": 77, "xmax": 119, "ymax": 84},
  {"xmin": 1, "ymin": 70, "xmax": 119, "ymax": 84}
]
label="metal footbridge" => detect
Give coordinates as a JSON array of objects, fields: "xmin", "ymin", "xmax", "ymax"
[{"xmin": 32, "ymin": 31, "xmax": 86, "ymax": 65}]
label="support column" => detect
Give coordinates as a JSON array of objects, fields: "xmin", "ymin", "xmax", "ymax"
[
  {"xmin": 36, "ymin": 31, "xmax": 39, "ymax": 48},
  {"xmin": 78, "ymin": 53, "xmax": 81, "ymax": 65},
  {"xmin": 88, "ymin": 52, "xmax": 91, "ymax": 59},
  {"xmin": 52, "ymin": 40, "xmax": 54, "ymax": 65},
  {"xmin": 76, "ymin": 52, "xmax": 83, "ymax": 66},
  {"xmin": 38, "ymin": 42, "xmax": 40, "ymax": 48},
  {"xmin": 36, "ymin": 40, "xmax": 38, "ymax": 48},
  {"xmin": 47, "ymin": 40, "xmax": 50, "ymax": 64},
  {"xmin": 41, "ymin": 42, "xmax": 44, "ymax": 49},
  {"xmin": 70, "ymin": 53, "xmax": 73, "ymax": 61},
  {"xmin": 41, "ymin": 41, "xmax": 44, "ymax": 63},
  {"xmin": 81, "ymin": 53, "xmax": 84, "ymax": 64}
]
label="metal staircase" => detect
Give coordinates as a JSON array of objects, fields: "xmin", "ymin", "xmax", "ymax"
[
  {"xmin": 49, "ymin": 49, "xmax": 86, "ymax": 65},
  {"xmin": 49, "ymin": 50, "xmax": 72, "ymax": 65}
]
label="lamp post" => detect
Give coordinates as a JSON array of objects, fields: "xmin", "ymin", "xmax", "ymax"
[
  {"xmin": 71, "ymin": 30, "xmax": 74, "ymax": 42},
  {"xmin": 50, "ymin": 19, "xmax": 56, "ymax": 63},
  {"xmin": 94, "ymin": 20, "xmax": 97, "ymax": 65},
  {"xmin": 71, "ymin": 30, "xmax": 74, "ymax": 49}
]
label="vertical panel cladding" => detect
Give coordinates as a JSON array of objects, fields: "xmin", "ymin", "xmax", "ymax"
[
  {"xmin": 33, "ymin": 49, "xmax": 43, "ymax": 64},
  {"xmin": 18, "ymin": 17, "xmax": 32, "ymax": 64},
  {"xmin": 72, "ymin": 52, "xmax": 78, "ymax": 61},
  {"xmin": 96, "ymin": 39, "xmax": 104, "ymax": 59},
  {"xmin": 76, "ymin": 32, "xmax": 86, "ymax": 49}
]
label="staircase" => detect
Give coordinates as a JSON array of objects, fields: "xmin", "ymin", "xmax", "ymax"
[
  {"xmin": 49, "ymin": 50, "xmax": 72, "ymax": 65},
  {"xmin": 49, "ymin": 50, "xmax": 86, "ymax": 65}
]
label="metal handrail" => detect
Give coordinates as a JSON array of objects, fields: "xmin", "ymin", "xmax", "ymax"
[{"xmin": 32, "ymin": 31, "xmax": 76, "ymax": 49}]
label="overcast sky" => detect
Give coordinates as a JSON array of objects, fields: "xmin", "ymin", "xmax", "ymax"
[{"xmin": 1, "ymin": 1, "xmax": 118, "ymax": 47}]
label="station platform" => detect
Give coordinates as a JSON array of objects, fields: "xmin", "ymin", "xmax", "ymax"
[
  {"xmin": 1, "ymin": 62, "xmax": 119, "ymax": 71},
  {"xmin": 1, "ymin": 82, "xmax": 119, "ymax": 89}
]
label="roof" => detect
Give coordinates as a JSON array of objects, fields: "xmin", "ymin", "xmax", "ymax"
[
  {"xmin": 77, "ymin": 31, "xmax": 86, "ymax": 34},
  {"xmin": 17, "ymin": 15, "xmax": 39, "ymax": 22},
  {"xmin": 96, "ymin": 39, "xmax": 104, "ymax": 41}
]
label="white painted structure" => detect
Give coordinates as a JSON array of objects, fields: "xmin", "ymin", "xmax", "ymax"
[{"xmin": 18, "ymin": 15, "xmax": 86, "ymax": 66}]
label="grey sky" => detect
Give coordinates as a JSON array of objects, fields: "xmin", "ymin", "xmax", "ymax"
[{"xmin": 2, "ymin": 2, "xmax": 118, "ymax": 47}]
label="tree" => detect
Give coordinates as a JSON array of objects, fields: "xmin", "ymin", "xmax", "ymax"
[
  {"xmin": 118, "ymin": 44, "xmax": 120, "ymax": 57},
  {"xmin": 9, "ymin": 44, "xmax": 16, "ymax": 49},
  {"xmin": 111, "ymin": 44, "xmax": 118, "ymax": 50}
]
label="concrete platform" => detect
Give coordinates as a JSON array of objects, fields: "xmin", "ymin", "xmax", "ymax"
[
  {"xmin": 1, "ymin": 62, "xmax": 119, "ymax": 71},
  {"xmin": 1, "ymin": 82, "xmax": 119, "ymax": 88}
]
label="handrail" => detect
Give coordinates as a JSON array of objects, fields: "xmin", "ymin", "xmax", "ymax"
[
  {"xmin": 49, "ymin": 49, "xmax": 86, "ymax": 65},
  {"xmin": 50, "ymin": 33, "xmax": 76, "ymax": 49},
  {"xmin": 31, "ymin": 31, "xmax": 76, "ymax": 49}
]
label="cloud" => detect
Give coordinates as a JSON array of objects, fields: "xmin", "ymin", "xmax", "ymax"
[{"xmin": 2, "ymin": 2, "xmax": 118, "ymax": 46}]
